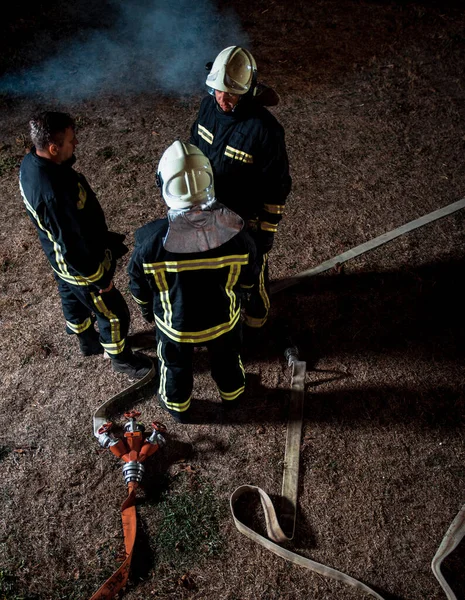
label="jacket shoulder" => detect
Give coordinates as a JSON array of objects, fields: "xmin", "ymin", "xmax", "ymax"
[
  {"xmin": 134, "ymin": 219, "xmax": 168, "ymax": 245},
  {"xmin": 250, "ymin": 105, "xmax": 284, "ymax": 132}
]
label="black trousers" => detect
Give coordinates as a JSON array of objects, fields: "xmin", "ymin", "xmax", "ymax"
[
  {"xmin": 156, "ymin": 324, "xmax": 245, "ymax": 416},
  {"xmin": 55, "ymin": 274, "xmax": 130, "ymax": 357},
  {"xmin": 243, "ymin": 244, "xmax": 270, "ymax": 329}
]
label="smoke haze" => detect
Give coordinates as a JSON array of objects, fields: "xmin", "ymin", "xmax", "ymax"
[{"xmin": 0, "ymin": 0, "xmax": 248, "ymax": 101}]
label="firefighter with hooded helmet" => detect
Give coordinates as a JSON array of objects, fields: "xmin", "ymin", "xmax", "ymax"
[
  {"xmin": 127, "ymin": 141, "xmax": 258, "ymax": 423},
  {"xmin": 190, "ymin": 46, "xmax": 292, "ymax": 329}
]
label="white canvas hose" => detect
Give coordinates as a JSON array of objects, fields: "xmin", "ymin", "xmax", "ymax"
[
  {"xmin": 271, "ymin": 197, "xmax": 465, "ymax": 295},
  {"xmin": 431, "ymin": 505, "xmax": 465, "ymax": 600},
  {"xmin": 231, "ymin": 348, "xmax": 385, "ymax": 599}
]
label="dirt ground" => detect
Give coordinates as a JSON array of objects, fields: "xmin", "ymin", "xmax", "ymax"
[{"xmin": 1, "ymin": 1, "xmax": 464, "ymax": 599}]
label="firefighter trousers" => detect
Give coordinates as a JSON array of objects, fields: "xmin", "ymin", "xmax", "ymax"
[
  {"xmin": 156, "ymin": 324, "xmax": 245, "ymax": 417},
  {"xmin": 55, "ymin": 274, "xmax": 130, "ymax": 357},
  {"xmin": 243, "ymin": 247, "xmax": 270, "ymax": 329}
]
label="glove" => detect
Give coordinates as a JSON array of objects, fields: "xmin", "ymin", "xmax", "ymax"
[
  {"xmin": 140, "ymin": 307, "xmax": 154, "ymax": 324},
  {"xmin": 106, "ymin": 231, "xmax": 129, "ymax": 260}
]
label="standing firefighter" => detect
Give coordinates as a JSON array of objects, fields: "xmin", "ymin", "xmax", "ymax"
[
  {"xmin": 127, "ymin": 141, "xmax": 257, "ymax": 423},
  {"xmin": 190, "ymin": 46, "xmax": 292, "ymax": 329},
  {"xmin": 19, "ymin": 111, "xmax": 151, "ymax": 379}
]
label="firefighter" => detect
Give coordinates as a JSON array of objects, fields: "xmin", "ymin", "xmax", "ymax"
[
  {"xmin": 127, "ymin": 141, "xmax": 258, "ymax": 423},
  {"xmin": 19, "ymin": 111, "xmax": 151, "ymax": 380},
  {"xmin": 190, "ymin": 46, "xmax": 292, "ymax": 329}
]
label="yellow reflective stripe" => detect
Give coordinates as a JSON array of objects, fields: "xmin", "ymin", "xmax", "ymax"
[
  {"xmin": 53, "ymin": 270, "xmax": 92, "ymax": 286},
  {"xmin": 20, "ymin": 184, "xmax": 107, "ymax": 286},
  {"xmin": 154, "ymin": 270, "xmax": 172, "ymax": 328},
  {"xmin": 66, "ymin": 317, "xmax": 92, "ymax": 334},
  {"xmin": 158, "ymin": 340, "xmax": 168, "ymax": 403},
  {"xmin": 240, "ymin": 283, "xmax": 254, "ymax": 289},
  {"xmin": 244, "ymin": 255, "xmax": 270, "ymax": 328},
  {"xmin": 259, "ymin": 254, "xmax": 271, "ymax": 312},
  {"xmin": 101, "ymin": 339, "xmax": 126, "ymax": 354},
  {"xmin": 264, "ymin": 203, "xmax": 285, "ymax": 215},
  {"xmin": 21, "ymin": 187, "xmax": 72, "ymax": 279},
  {"xmin": 239, "ymin": 356, "xmax": 245, "ymax": 378},
  {"xmin": 53, "ymin": 265, "xmax": 105, "ymax": 286},
  {"xmin": 226, "ymin": 264, "xmax": 241, "ymax": 322},
  {"xmin": 244, "ymin": 314, "xmax": 268, "ymax": 328},
  {"xmin": 260, "ymin": 221, "xmax": 279, "ymax": 233},
  {"xmin": 91, "ymin": 293, "xmax": 121, "ymax": 343},
  {"xmin": 77, "ymin": 183, "xmax": 87, "ymax": 209},
  {"xmin": 220, "ymin": 386, "xmax": 245, "ymax": 401},
  {"xmin": 157, "ymin": 339, "xmax": 191, "ymax": 413},
  {"xmin": 219, "ymin": 352, "xmax": 245, "ymax": 401},
  {"xmin": 131, "ymin": 293, "xmax": 150, "ymax": 305},
  {"xmin": 224, "ymin": 146, "xmax": 253, "ymax": 164},
  {"xmin": 198, "ymin": 124, "xmax": 213, "ymax": 144},
  {"xmin": 155, "ymin": 308, "xmax": 240, "ymax": 343},
  {"xmin": 143, "ymin": 254, "xmax": 249, "ymax": 273},
  {"xmin": 165, "ymin": 396, "xmax": 191, "ymax": 412}
]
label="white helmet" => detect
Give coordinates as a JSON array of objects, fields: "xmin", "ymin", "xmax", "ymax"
[
  {"xmin": 157, "ymin": 141, "xmax": 215, "ymax": 210},
  {"xmin": 206, "ymin": 46, "xmax": 257, "ymax": 96}
]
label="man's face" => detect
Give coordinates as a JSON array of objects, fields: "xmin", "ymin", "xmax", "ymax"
[
  {"xmin": 215, "ymin": 90, "xmax": 240, "ymax": 113},
  {"xmin": 51, "ymin": 127, "xmax": 78, "ymax": 163}
]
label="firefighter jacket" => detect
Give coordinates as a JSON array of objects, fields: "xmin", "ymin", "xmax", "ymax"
[
  {"xmin": 190, "ymin": 95, "xmax": 292, "ymax": 244},
  {"xmin": 19, "ymin": 149, "xmax": 126, "ymax": 290},
  {"xmin": 128, "ymin": 212, "xmax": 258, "ymax": 344}
]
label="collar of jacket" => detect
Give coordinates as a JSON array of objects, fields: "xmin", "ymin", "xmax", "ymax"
[
  {"xmin": 30, "ymin": 146, "xmax": 77, "ymax": 169},
  {"xmin": 213, "ymin": 95, "xmax": 256, "ymax": 122}
]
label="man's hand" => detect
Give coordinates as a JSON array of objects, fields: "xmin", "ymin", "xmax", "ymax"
[{"xmin": 99, "ymin": 280, "xmax": 114, "ymax": 294}]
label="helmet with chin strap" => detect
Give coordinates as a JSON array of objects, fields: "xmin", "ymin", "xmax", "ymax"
[
  {"xmin": 206, "ymin": 46, "xmax": 257, "ymax": 97},
  {"xmin": 156, "ymin": 141, "xmax": 215, "ymax": 210}
]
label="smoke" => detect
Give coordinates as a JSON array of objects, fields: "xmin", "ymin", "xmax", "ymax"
[{"xmin": 0, "ymin": 0, "xmax": 249, "ymax": 101}]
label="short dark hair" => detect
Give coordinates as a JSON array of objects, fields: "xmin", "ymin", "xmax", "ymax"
[{"xmin": 29, "ymin": 111, "xmax": 75, "ymax": 150}]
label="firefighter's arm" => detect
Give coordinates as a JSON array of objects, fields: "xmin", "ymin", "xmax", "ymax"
[
  {"xmin": 41, "ymin": 199, "xmax": 113, "ymax": 291},
  {"xmin": 127, "ymin": 249, "xmax": 154, "ymax": 323},
  {"xmin": 257, "ymin": 126, "xmax": 292, "ymax": 245}
]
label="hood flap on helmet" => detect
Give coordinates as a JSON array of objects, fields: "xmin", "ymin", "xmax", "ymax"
[{"xmin": 163, "ymin": 203, "xmax": 244, "ymax": 253}]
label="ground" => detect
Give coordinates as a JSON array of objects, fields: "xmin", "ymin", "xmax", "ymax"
[{"xmin": 0, "ymin": 1, "xmax": 464, "ymax": 599}]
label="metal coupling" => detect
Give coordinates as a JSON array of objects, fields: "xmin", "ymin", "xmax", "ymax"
[
  {"xmin": 122, "ymin": 460, "xmax": 145, "ymax": 485},
  {"xmin": 147, "ymin": 430, "xmax": 166, "ymax": 447},
  {"xmin": 97, "ymin": 431, "xmax": 121, "ymax": 449},
  {"xmin": 284, "ymin": 346, "xmax": 299, "ymax": 366},
  {"xmin": 124, "ymin": 419, "xmax": 145, "ymax": 434}
]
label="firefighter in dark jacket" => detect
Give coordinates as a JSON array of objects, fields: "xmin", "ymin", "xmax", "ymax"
[
  {"xmin": 128, "ymin": 141, "xmax": 258, "ymax": 423},
  {"xmin": 190, "ymin": 46, "xmax": 291, "ymax": 329},
  {"xmin": 19, "ymin": 111, "xmax": 151, "ymax": 380}
]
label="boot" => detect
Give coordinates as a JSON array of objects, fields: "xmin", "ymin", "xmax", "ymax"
[
  {"xmin": 78, "ymin": 327, "xmax": 103, "ymax": 356},
  {"xmin": 111, "ymin": 351, "xmax": 153, "ymax": 380},
  {"xmin": 157, "ymin": 394, "xmax": 191, "ymax": 423}
]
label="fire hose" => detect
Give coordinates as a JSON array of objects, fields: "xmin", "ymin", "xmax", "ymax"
[
  {"xmin": 85, "ymin": 338, "xmax": 464, "ymax": 597},
  {"xmin": 90, "ymin": 359, "xmax": 164, "ymax": 600},
  {"xmin": 230, "ymin": 347, "xmax": 465, "ymax": 599}
]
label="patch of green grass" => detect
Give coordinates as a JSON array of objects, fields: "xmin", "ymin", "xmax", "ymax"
[
  {"xmin": 155, "ymin": 473, "xmax": 224, "ymax": 568},
  {"xmin": 0, "ymin": 154, "xmax": 17, "ymax": 177},
  {"xmin": 0, "ymin": 569, "xmax": 29, "ymax": 600},
  {"xmin": 0, "ymin": 257, "xmax": 14, "ymax": 273},
  {"xmin": 96, "ymin": 146, "xmax": 115, "ymax": 160},
  {"xmin": 0, "ymin": 447, "xmax": 11, "ymax": 463}
]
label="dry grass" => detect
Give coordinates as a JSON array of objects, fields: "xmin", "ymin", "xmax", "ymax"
[{"xmin": 1, "ymin": 1, "xmax": 465, "ymax": 599}]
